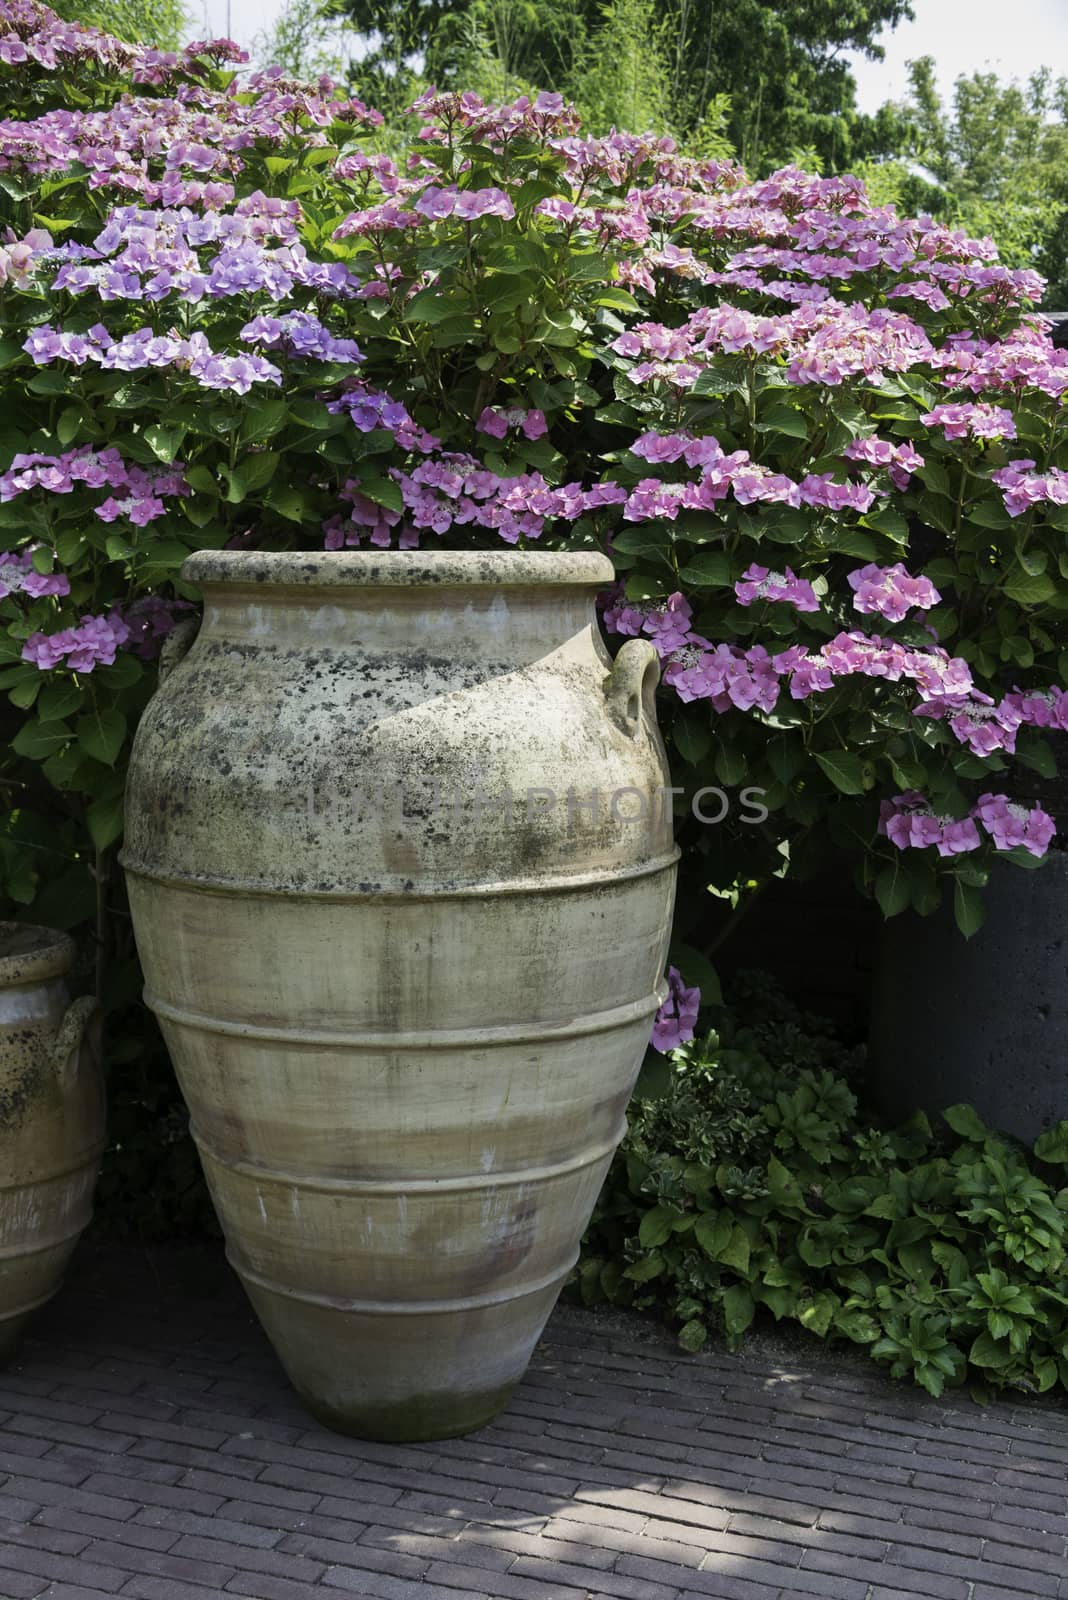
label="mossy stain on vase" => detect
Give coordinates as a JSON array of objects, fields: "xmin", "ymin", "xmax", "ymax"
[{"xmin": 122, "ymin": 549, "xmax": 677, "ymax": 1439}]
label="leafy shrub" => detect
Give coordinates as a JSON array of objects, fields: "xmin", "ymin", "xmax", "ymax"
[{"xmin": 580, "ymin": 976, "xmax": 1068, "ymax": 1398}]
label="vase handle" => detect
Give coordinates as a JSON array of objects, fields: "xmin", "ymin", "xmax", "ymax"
[
  {"xmin": 158, "ymin": 616, "xmax": 200, "ymax": 684},
  {"xmin": 604, "ymin": 638, "xmax": 660, "ymax": 740},
  {"xmin": 51, "ymin": 995, "xmax": 101, "ymax": 1090}
]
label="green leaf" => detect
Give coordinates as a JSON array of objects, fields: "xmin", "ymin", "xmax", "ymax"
[
  {"xmin": 143, "ymin": 423, "xmax": 186, "ymax": 463},
  {"xmin": 714, "ymin": 743, "xmax": 747, "ymax": 787},
  {"xmin": 814, "ymin": 751, "xmax": 869, "ymax": 795},
  {"xmin": 37, "ymin": 679, "xmax": 84, "ymax": 722},
  {"xmin": 1003, "ymin": 571, "xmax": 1057, "ymax": 606},
  {"xmin": 594, "ymin": 286, "xmax": 641, "ymax": 314},
  {"xmin": 56, "ymin": 407, "xmax": 83, "ymax": 447},
  {"xmin": 952, "ymin": 877, "xmax": 986, "ymax": 939},
  {"xmin": 265, "ymin": 485, "xmax": 307, "ymax": 523},
  {"xmin": 185, "ymin": 465, "xmax": 219, "ymax": 497},
  {"xmin": 757, "ymin": 404, "xmax": 809, "ymax": 440},
  {"xmin": 967, "ymin": 499, "xmax": 1012, "ymax": 531},
  {"xmin": 405, "ymin": 288, "xmax": 468, "ymax": 324},
  {"xmin": 240, "ymin": 398, "xmax": 289, "ymax": 441},
  {"xmin": 356, "ymin": 476, "xmax": 403, "ymax": 514},
  {"xmin": 11, "ymin": 717, "xmax": 72, "ymax": 760},
  {"xmin": 7, "ymin": 674, "xmax": 40, "ymax": 710},
  {"xmin": 624, "ymin": 1252, "xmax": 665, "ymax": 1283},
  {"xmin": 679, "ymin": 550, "xmax": 731, "ymax": 587},
  {"xmin": 55, "ymin": 528, "xmax": 88, "ymax": 565},
  {"xmin": 86, "ymin": 791, "xmax": 124, "ymax": 851},
  {"xmin": 722, "ymin": 1284, "xmax": 755, "ymax": 1340},
  {"xmin": 969, "ymin": 1330, "xmax": 1014, "ymax": 1370},
  {"xmin": 611, "ymin": 527, "xmax": 673, "ymax": 559},
  {"xmin": 799, "ymin": 1291, "xmax": 838, "ymax": 1338},
  {"xmin": 874, "ymin": 860, "xmax": 911, "ymax": 919},
  {"xmin": 862, "ymin": 507, "xmax": 909, "ymax": 543},
  {"xmin": 719, "ymin": 1223, "xmax": 751, "ymax": 1276},
  {"xmin": 77, "ymin": 707, "xmax": 126, "ymax": 767},
  {"xmin": 674, "ymin": 712, "xmax": 710, "ymax": 765},
  {"xmin": 243, "ymin": 451, "xmax": 280, "ymax": 492},
  {"xmin": 638, "ymin": 1205, "xmax": 681, "ymax": 1248},
  {"xmin": 677, "ymin": 1318, "xmax": 707, "ymax": 1352},
  {"xmin": 694, "ymin": 1211, "xmax": 732, "ymax": 1259},
  {"xmin": 942, "ymin": 1103, "xmax": 989, "ymax": 1142},
  {"xmin": 1014, "ymin": 737, "xmax": 1057, "ymax": 779},
  {"xmin": 1034, "ymin": 1123, "xmax": 1068, "ymax": 1165},
  {"xmin": 767, "ymin": 735, "xmax": 803, "ymax": 784}
]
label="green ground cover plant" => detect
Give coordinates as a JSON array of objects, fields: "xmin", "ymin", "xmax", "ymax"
[{"xmin": 580, "ymin": 975, "xmax": 1068, "ymax": 1398}]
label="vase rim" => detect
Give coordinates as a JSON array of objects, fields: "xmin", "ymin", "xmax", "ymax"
[
  {"xmin": 0, "ymin": 920, "xmax": 76, "ymax": 988},
  {"xmin": 182, "ymin": 549, "xmax": 616, "ymax": 590}
]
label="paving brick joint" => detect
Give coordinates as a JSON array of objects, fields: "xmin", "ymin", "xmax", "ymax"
[{"xmin": 1, "ymin": 1248, "xmax": 1066, "ymax": 1600}]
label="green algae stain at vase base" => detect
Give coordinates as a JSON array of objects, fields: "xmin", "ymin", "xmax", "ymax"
[
  {"xmin": 123, "ymin": 550, "xmax": 678, "ymax": 1441},
  {"xmin": 295, "ymin": 1381, "xmax": 519, "ymax": 1443},
  {"xmin": 0, "ymin": 923, "xmax": 104, "ymax": 1367}
]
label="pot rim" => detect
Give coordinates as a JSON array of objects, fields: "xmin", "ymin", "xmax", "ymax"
[
  {"xmin": 181, "ymin": 549, "xmax": 616, "ymax": 590},
  {"xmin": 0, "ymin": 921, "xmax": 76, "ymax": 988}
]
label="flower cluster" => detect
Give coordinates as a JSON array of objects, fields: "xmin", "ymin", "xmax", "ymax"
[
  {"xmin": 990, "ymin": 460, "xmax": 1068, "ymax": 518},
  {"xmin": 914, "ymin": 692, "xmax": 1023, "ymax": 757},
  {"xmin": 847, "ymin": 563, "xmax": 940, "ymax": 624},
  {"xmin": 919, "ymin": 402, "xmax": 1016, "ymax": 441},
  {"xmin": 1, "ymin": 447, "xmax": 185, "ymax": 525},
  {"xmin": 331, "ymin": 455, "xmax": 628, "ymax": 548},
  {"xmin": 240, "ymin": 313, "xmax": 362, "ymax": 365},
  {"xmin": 0, "ymin": 548, "xmax": 69, "ymax": 599},
  {"xmin": 22, "ymin": 610, "xmax": 130, "ymax": 672},
  {"xmin": 622, "ymin": 431, "xmax": 874, "ymax": 519},
  {"xmin": 603, "ymin": 590, "xmax": 698, "ymax": 655},
  {"xmin": 880, "ymin": 791, "xmax": 1055, "ymax": 859},
  {"xmin": 842, "ymin": 436, "xmax": 924, "ymax": 490},
  {"xmin": 326, "ymin": 382, "xmax": 440, "ymax": 453},
  {"xmin": 477, "ymin": 406, "xmax": 548, "ymax": 441},
  {"xmin": 735, "ymin": 565, "xmax": 819, "ymax": 613}
]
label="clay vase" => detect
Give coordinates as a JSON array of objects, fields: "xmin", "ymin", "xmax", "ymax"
[
  {"xmin": 0, "ymin": 923, "xmax": 103, "ymax": 1363},
  {"xmin": 122, "ymin": 550, "xmax": 677, "ymax": 1440}
]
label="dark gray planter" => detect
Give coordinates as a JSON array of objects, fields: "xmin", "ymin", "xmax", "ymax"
[{"xmin": 868, "ymin": 853, "xmax": 1068, "ymax": 1144}]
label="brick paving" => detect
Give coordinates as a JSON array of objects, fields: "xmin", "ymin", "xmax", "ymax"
[{"xmin": 1, "ymin": 1248, "xmax": 1067, "ymax": 1600}]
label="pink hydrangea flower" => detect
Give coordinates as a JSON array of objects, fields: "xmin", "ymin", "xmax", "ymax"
[
  {"xmin": 734, "ymin": 564, "xmax": 819, "ymax": 613},
  {"xmin": 914, "ymin": 692, "xmax": 1023, "ymax": 757},
  {"xmin": 848, "ymin": 563, "xmax": 940, "ymax": 624},
  {"xmin": 920, "ymin": 402, "xmax": 1016, "ymax": 441},
  {"xmin": 651, "ymin": 966, "xmax": 700, "ymax": 1052},
  {"xmin": 974, "ymin": 794, "xmax": 1055, "ymax": 856},
  {"xmin": 878, "ymin": 792, "xmax": 981, "ymax": 857},
  {"xmin": 22, "ymin": 611, "xmax": 130, "ymax": 673}
]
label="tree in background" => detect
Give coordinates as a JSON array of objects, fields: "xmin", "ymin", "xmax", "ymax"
[
  {"xmin": 50, "ymin": 0, "xmax": 188, "ymax": 47},
  {"xmin": 858, "ymin": 58, "xmax": 1068, "ymax": 306},
  {"xmin": 653, "ymin": 0, "xmax": 913, "ymax": 170},
  {"xmin": 330, "ymin": 0, "xmax": 912, "ymax": 166},
  {"xmin": 253, "ymin": 0, "xmax": 354, "ymax": 79}
]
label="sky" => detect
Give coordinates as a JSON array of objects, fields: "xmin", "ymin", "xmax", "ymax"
[
  {"xmin": 198, "ymin": 0, "xmax": 1068, "ymax": 104},
  {"xmin": 847, "ymin": 0, "xmax": 1068, "ymax": 112}
]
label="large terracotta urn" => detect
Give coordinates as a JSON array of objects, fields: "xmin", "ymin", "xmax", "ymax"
[
  {"xmin": 122, "ymin": 550, "xmax": 677, "ymax": 1440},
  {"xmin": 0, "ymin": 923, "xmax": 103, "ymax": 1363}
]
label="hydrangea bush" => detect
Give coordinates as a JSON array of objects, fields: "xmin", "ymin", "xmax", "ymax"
[{"xmin": 1, "ymin": 1, "xmax": 1066, "ymax": 1034}]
